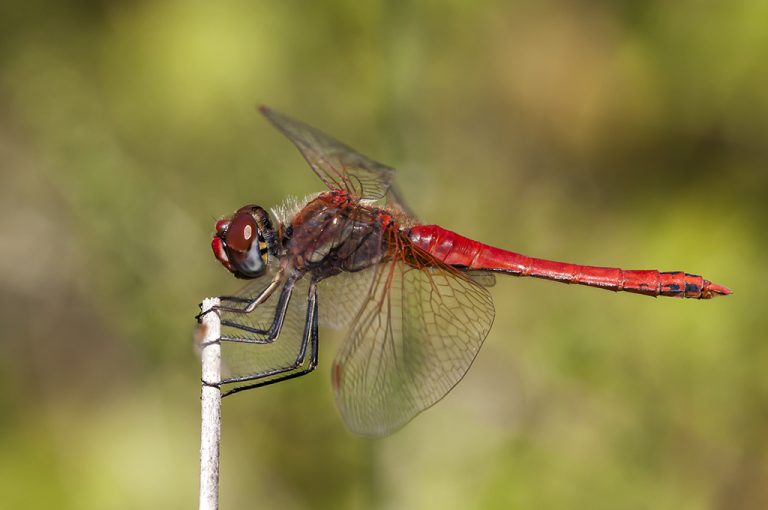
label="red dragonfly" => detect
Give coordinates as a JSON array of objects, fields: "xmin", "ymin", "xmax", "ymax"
[{"xmin": 206, "ymin": 106, "xmax": 731, "ymax": 437}]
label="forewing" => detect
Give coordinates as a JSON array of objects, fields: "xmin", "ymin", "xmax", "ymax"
[
  {"xmin": 331, "ymin": 248, "xmax": 495, "ymax": 437},
  {"xmin": 217, "ymin": 267, "xmax": 312, "ymax": 392},
  {"xmin": 260, "ymin": 106, "xmax": 395, "ymax": 200}
]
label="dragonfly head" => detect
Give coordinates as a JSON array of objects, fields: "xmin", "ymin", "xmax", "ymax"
[{"xmin": 212, "ymin": 205, "xmax": 277, "ymax": 279}]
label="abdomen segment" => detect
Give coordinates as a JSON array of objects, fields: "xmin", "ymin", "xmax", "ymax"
[{"xmin": 408, "ymin": 225, "xmax": 731, "ymax": 299}]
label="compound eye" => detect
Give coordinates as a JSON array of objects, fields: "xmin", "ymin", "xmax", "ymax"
[
  {"xmin": 225, "ymin": 212, "xmax": 258, "ymax": 253},
  {"xmin": 236, "ymin": 203, "xmax": 259, "ymax": 214},
  {"xmin": 215, "ymin": 219, "xmax": 230, "ymax": 235}
]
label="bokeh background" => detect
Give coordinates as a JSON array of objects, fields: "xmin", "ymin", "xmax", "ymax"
[{"xmin": 1, "ymin": 1, "xmax": 765, "ymax": 509}]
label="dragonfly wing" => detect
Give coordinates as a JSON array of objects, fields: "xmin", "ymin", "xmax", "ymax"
[
  {"xmin": 260, "ymin": 106, "xmax": 395, "ymax": 201},
  {"xmin": 331, "ymin": 246, "xmax": 495, "ymax": 437},
  {"xmin": 317, "ymin": 267, "xmax": 379, "ymax": 330},
  {"xmin": 216, "ymin": 265, "xmax": 313, "ymax": 392},
  {"xmin": 466, "ymin": 271, "xmax": 496, "ymax": 287},
  {"xmin": 384, "ymin": 183, "xmax": 419, "ymax": 224}
]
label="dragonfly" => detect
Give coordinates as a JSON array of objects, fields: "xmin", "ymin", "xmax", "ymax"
[{"xmin": 204, "ymin": 106, "xmax": 731, "ymax": 437}]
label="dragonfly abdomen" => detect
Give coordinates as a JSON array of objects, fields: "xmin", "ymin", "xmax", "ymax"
[{"xmin": 408, "ymin": 225, "xmax": 731, "ymax": 299}]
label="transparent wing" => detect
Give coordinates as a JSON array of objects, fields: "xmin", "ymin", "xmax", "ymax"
[
  {"xmin": 331, "ymin": 244, "xmax": 496, "ymax": 437},
  {"xmin": 384, "ymin": 183, "xmax": 420, "ymax": 224},
  {"xmin": 216, "ymin": 265, "xmax": 312, "ymax": 392},
  {"xmin": 260, "ymin": 106, "xmax": 395, "ymax": 201},
  {"xmin": 467, "ymin": 271, "xmax": 496, "ymax": 287},
  {"xmin": 317, "ymin": 267, "xmax": 379, "ymax": 330}
]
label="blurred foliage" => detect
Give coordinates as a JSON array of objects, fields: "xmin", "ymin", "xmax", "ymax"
[{"xmin": 0, "ymin": 0, "xmax": 766, "ymax": 509}]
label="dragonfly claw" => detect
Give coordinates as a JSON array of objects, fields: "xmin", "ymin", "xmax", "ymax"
[{"xmin": 201, "ymin": 378, "xmax": 221, "ymax": 389}]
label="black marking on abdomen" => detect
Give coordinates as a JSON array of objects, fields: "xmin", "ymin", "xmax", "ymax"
[{"xmin": 685, "ymin": 282, "xmax": 700, "ymax": 294}]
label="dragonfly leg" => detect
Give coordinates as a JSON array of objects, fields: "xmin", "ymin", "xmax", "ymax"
[
  {"xmin": 211, "ymin": 274, "xmax": 299, "ymax": 345},
  {"xmin": 195, "ymin": 267, "xmax": 286, "ymax": 321},
  {"xmin": 220, "ymin": 280, "xmax": 319, "ymax": 395}
]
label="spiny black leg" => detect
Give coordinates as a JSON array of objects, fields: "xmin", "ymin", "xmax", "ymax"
[
  {"xmin": 195, "ymin": 272, "xmax": 284, "ymax": 321},
  {"xmin": 195, "ymin": 293, "xmax": 256, "ymax": 321},
  {"xmin": 221, "ymin": 280, "xmax": 320, "ymax": 396},
  {"xmin": 201, "ymin": 275, "xmax": 297, "ymax": 347}
]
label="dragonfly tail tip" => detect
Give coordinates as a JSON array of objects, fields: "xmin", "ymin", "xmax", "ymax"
[{"xmin": 703, "ymin": 281, "xmax": 732, "ymax": 298}]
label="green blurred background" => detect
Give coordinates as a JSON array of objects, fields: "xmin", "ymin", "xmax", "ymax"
[{"xmin": 0, "ymin": 1, "xmax": 765, "ymax": 508}]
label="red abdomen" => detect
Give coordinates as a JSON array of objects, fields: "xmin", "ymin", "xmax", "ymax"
[{"xmin": 408, "ymin": 225, "xmax": 731, "ymax": 299}]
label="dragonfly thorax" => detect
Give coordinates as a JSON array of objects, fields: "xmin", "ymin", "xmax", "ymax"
[{"xmin": 286, "ymin": 192, "xmax": 394, "ymax": 278}]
